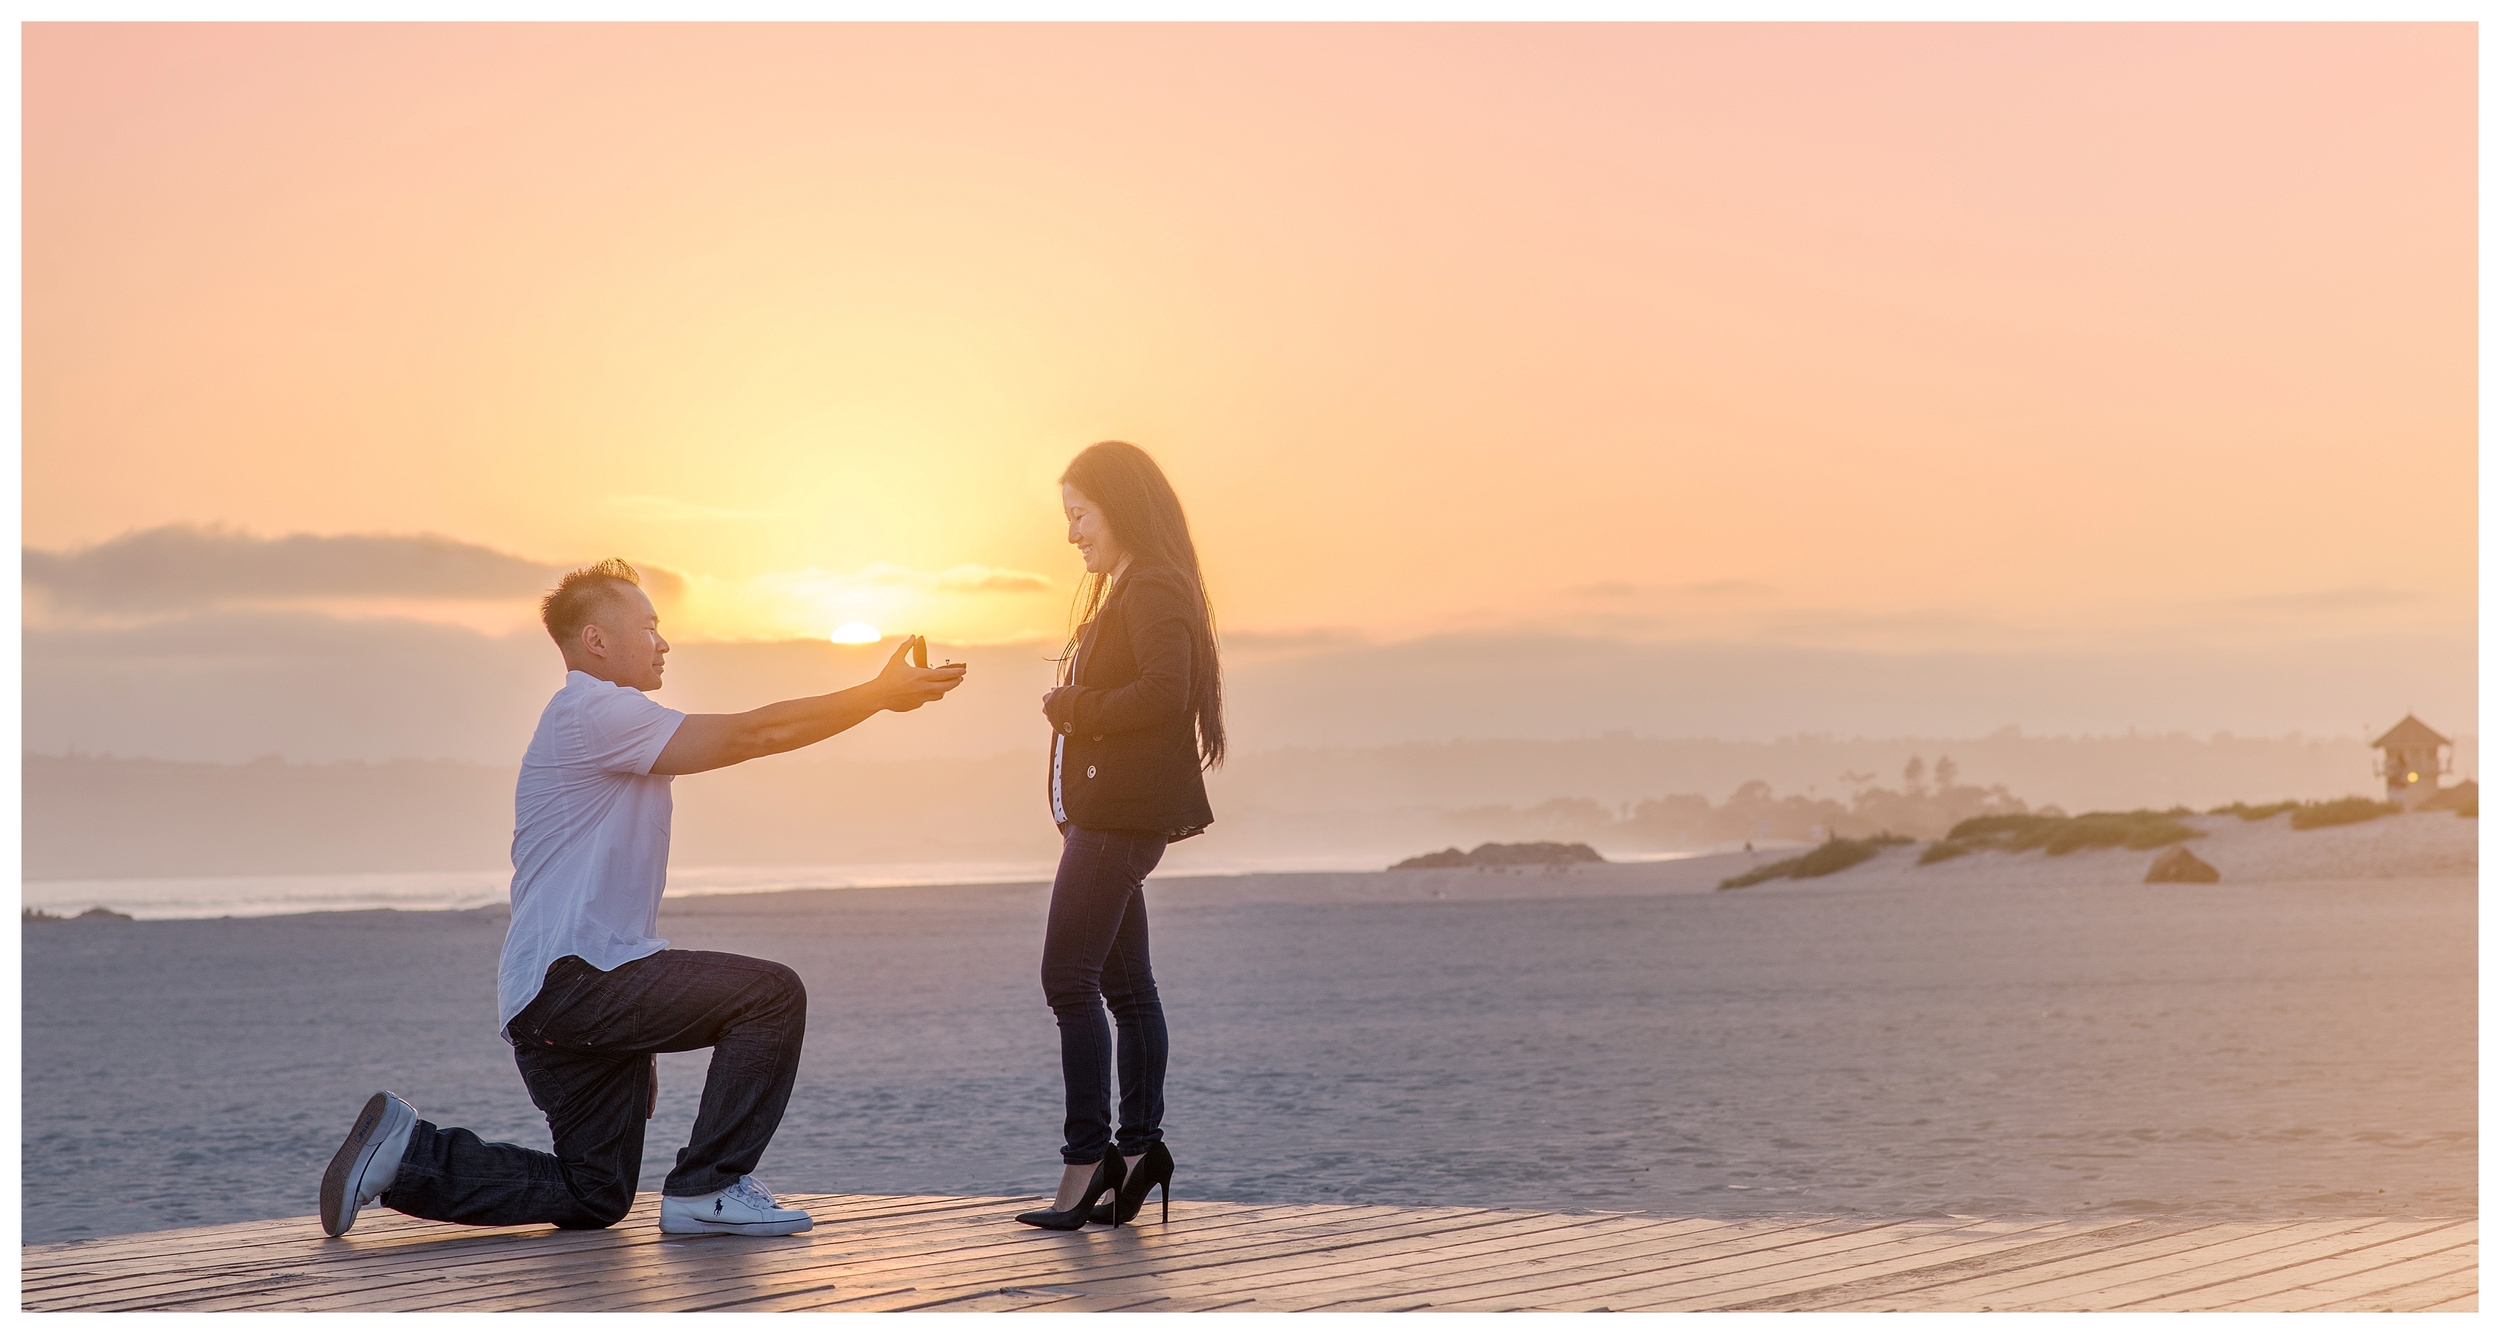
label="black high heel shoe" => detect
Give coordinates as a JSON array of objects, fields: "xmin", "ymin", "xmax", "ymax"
[
  {"xmin": 1088, "ymin": 1142, "xmax": 1174, "ymax": 1226},
  {"xmin": 1015, "ymin": 1153, "xmax": 1127, "ymax": 1231}
]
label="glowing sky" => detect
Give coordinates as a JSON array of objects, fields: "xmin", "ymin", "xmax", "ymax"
[{"xmin": 24, "ymin": 24, "xmax": 2475, "ymax": 651}]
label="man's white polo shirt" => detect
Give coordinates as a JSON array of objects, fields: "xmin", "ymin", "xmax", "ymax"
[{"xmin": 497, "ymin": 669, "xmax": 688, "ymax": 1036}]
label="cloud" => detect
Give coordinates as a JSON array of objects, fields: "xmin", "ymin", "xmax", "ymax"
[
  {"xmin": 1222, "ymin": 627, "xmax": 1369, "ymax": 655},
  {"xmin": 932, "ymin": 565, "xmax": 1054, "ymax": 594},
  {"xmin": 1566, "ymin": 580, "xmax": 1777, "ymax": 600},
  {"xmin": 1684, "ymin": 580, "xmax": 1777, "ymax": 598},
  {"xmin": 620, "ymin": 560, "xmax": 690, "ymax": 602},
  {"xmin": 839, "ymin": 562, "xmax": 1055, "ymax": 594},
  {"xmin": 22, "ymin": 524, "xmax": 694, "ymax": 618},
  {"xmin": 24, "ymin": 525, "xmax": 571, "ymax": 614},
  {"xmin": 778, "ymin": 563, "xmax": 1056, "ymax": 600},
  {"xmin": 1569, "ymin": 581, "xmax": 1644, "ymax": 599},
  {"xmin": 648, "ymin": 561, "xmax": 1062, "ymax": 642},
  {"xmin": 2213, "ymin": 585, "xmax": 2416, "ymax": 615},
  {"xmin": 606, "ymin": 494, "xmax": 770, "ymax": 523}
]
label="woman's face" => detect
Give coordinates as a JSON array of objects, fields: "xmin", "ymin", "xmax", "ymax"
[{"xmin": 1063, "ymin": 483, "xmax": 1126, "ymax": 575}]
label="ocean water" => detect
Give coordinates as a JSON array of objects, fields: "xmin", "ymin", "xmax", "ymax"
[
  {"xmin": 19, "ymin": 860, "xmax": 2475, "ymax": 1243},
  {"xmin": 24, "ymin": 851, "xmax": 1710, "ymax": 920},
  {"xmin": 20, "ymin": 864, "xmax": 1063, "ymax": 921}
]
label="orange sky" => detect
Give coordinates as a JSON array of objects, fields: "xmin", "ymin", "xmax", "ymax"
[{"xmin": 23, "ymin": 23, "xmax": 2476, "ymax": 652}]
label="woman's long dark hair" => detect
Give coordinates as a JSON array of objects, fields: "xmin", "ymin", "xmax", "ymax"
[{"xmin": 1059, "ymin": 440, "xmax": 1226, "ymax": 769}]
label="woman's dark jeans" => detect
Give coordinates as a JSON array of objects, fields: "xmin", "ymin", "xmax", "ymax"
[
  {"xmin": 1043, "ymin": 826, "xmax": 1170, "ymax": 1165},
  {"xmin": 380, "ymin": 949, "xmax": 807, "ymax": 1230}
]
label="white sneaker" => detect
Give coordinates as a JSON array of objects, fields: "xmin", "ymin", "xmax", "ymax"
[
  {"xmin": 659, "ymin": 1175, "xmax": 814, "ymax": 1236},
  {"xmin": 320, "ymin": 1091, "xmax": 417, "ymax": 1237}
]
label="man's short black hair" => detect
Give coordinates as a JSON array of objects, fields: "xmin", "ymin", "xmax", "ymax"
[{"xmin": 541, "ymin": 558, "xmax": 644, "ymax": 646}]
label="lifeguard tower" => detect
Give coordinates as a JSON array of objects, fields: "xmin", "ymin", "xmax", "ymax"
[{"xmin": 2371, "ymin": 714, "xmax": 2452, "ymax": 808}]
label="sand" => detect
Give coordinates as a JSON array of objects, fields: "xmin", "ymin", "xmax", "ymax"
[{"xmin": 19, "ymin": 811, "xmax": 2476, "ymax": 1244}]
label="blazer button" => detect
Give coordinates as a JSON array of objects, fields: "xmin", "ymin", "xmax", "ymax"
[
  {"xmin": 1086, "ymin": 766, "xmax": 1097, "ymax": 779},
  {"xmin": 1093, "ymin": 734, "xmax": 1103, "ymax": 741}
]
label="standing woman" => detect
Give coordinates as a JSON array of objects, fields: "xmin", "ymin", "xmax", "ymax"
[{"xmin": 1015, "ymin": 441, "xmax": 1224, "ymax": 1231}]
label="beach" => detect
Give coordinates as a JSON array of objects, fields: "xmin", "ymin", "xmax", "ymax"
[{"xmin": 19, "ymin": 811, "xmax": 2476, "ymax": 1245}]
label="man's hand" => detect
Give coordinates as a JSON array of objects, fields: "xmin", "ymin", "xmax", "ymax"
[
  {"xmin": 879, "ymin": 637, "xmax": 968, "ymax": 713},
  {"xmin": 650, "ymin": 637, "xmax": 969, "ymax": 775}
]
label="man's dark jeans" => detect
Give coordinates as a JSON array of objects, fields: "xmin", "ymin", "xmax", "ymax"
[
  {"xmin": 382, "ymin": 949, "xmax": 807, "ymax": 1229},
  {"xmin": 1042, "ymin": 826, "xmax": 1170, "ymax": 1165}
]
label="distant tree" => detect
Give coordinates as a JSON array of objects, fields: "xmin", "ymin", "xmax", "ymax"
[
  {"xmin": 1902, "ymin": 755, "xmax": 1927, "ymax": 791},
  {"xmin": 1934, "ymin": 756, "xmax": 1959, "ymax": 790}
]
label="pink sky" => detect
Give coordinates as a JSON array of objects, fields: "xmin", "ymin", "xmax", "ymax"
[{"xmin": 23, "ymin": 24, "xmax": 2475, "ymax": 655}]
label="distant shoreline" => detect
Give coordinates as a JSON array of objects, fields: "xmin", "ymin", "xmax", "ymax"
[
  {"xmin": 19, "ymin": 810, "xmax": 2476, "ymax": 923},
  {"xmin": 23, "ymin": 853, "xmax": 1730, "ymax": 922}
]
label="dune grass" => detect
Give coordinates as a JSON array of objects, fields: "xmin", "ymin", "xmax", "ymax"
[
  {"xmin": 1918, "ymin": 809, "xmax": 2202, "ymax": 865},
  {"xmin": 1390, "ymin": 841, "xmax": 1607, "ymax": 870},
  {"xmin": 2288, "ymin": 797, "xmax": 2400, "ymax": 830},
  {"xmin": 2210, "ymin": 800, "xmax": 2303, "ymax": 821},
  {"xmin": 1719, "ymin": 834, "xmax": 1912, "ymax": 889},
  {"xmin": 2210, "ymin": 797, "xmax": 2403, "ymax": 829}
]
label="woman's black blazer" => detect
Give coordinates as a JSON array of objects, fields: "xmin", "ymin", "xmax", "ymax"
[{"xmin": 1044, "ymin": 563, "xmax": 1215, "ymax": 838}]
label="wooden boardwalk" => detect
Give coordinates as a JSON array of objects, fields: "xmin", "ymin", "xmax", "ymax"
[{"xmin": 21, "ymin": 1193, "xmax": 2475, "ymax": 1312}]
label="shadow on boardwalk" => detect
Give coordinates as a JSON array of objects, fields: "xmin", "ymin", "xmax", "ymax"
[{"xmin": 20, "ymin": 1192, "xmax": 2478, "ymax": 1312}]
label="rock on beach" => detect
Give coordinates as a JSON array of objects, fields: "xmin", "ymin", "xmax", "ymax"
[{"xmin": 2145, "ymin": 846, "xmax": 2221, "ymax": 884}]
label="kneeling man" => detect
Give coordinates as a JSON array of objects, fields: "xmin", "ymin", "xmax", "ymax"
[{"xmin": 320, "ymin": 559, "xmax": 965, "ymax": 1238}]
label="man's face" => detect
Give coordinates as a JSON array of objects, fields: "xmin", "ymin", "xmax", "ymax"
[{"xmin": 578, "ymin": 585, "xmax": 670, "ymax": 691}]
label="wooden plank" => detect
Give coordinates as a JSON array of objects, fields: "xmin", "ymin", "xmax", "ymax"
[
  {"xmin": 500, "ymin": 1200, "xmax": 1411, "ymax": 1314},
  {"xmin": 340, "ymin": 1194, "xmax": 1054, "ymax": 1314},
  {"xmin": 27, "ymin": 1197, "xmax": 572, "ymax": 1268},
  {"xmin": 1869, "ymin": 1217, "xmax": 2377, "ymax": 1312},
  {"xmin": 2283, "ymin": 1250, "xmax": 2479, "ymax": 1313},
  {"xmin": 2069, "ymin": 1217, "xmax": 2472, "ymax": 1313},
  {"xmin": 748, "ymin": 1206, "xmax": 1551, "ymax": 1314},
  {"xmin": 24, "ymin": 1193, "xmax": 932, "ymax": 1307},
  {"xmin": 37, "ymin": 1204, "xmax": 698, "ymax": 1309},
  {"xmin": 1782, "ymin": 1218, "xmax": 2285, "ymax": 1311},
  {"xmin": 1554, "ymin": 1219, "xmax": 2102, "ymax": 1313},
  {"xmin": 2095, "ymin": 1220, "xmax": 2480, "ymax": 1312},
  {"xmin": 19, "ymin": 1195, "xmax": 2479, "ymax": 1314},
  {"xmin": 29, "ymin": 1223, "xmax": 642, "ymax": 1312},
  {"xmin": 495, "ymin": 1201, "xmax": 1441, "ymax": 1314},
  {"xmin": 28, "ymin": 1195, "xmax": 919, "ymax": 1312},
  {"xmin": 649, "ymin": 1203, "xmax": 1433, "ymax": 1301},
  {"xmin": 1025, "ymin": 1209, "xmax": 1651, "ymax": 1296},
  {"xmin": 24, "ymin": 1187, "xmax": 966, "ymax": 1274},
  {"xmin": 23, "ymin": 1217, "xmax": 435, "ymax": 1279},
  {"xmin": 1285, "ymin": 1217, "xmax": 1910, "ymax": 1312},
  {"xmin": 787, "ymin": 1209, "xmax": 1649, "ymax": 1315},
  {"xmin": 1261, "ymin": 1217, "xmax": 1852, "ymax": 1311},
  {"xmin": 1346, "ymin": 1216, "xmax": 2037, "ymax": 1312},
  {"xmin": 957, "ymin": 1210, "xmax": 1678, "ymax": 1311},
  {"xmin": 1095, "ymin": 1213, "xmax": 1731, "ymax": 1308},
  {"xmin": 2026, "ymin": 1218, "xmax": 2471, "ymax": 1312},
  {"xmin": 275, "ymin": 1196, "xmax": 1042, "ymax": 1313},
  {"xmin": 1631, "ymin": 1219, "xmax": 2129, "ymax": 1313},
  {"xmin": 225, "ymin": 1190, "xmax": 1192, "ymax": 1313}
]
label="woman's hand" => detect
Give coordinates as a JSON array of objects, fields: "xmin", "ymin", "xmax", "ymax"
[{"xmin": 1040, "ymin": 686, "xmax": 1069, "ymax": 731}]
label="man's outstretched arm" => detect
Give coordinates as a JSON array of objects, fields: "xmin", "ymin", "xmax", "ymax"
[{"xmin": 651, "ymin": 638, "xmax": 966, "ymax": 776}]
